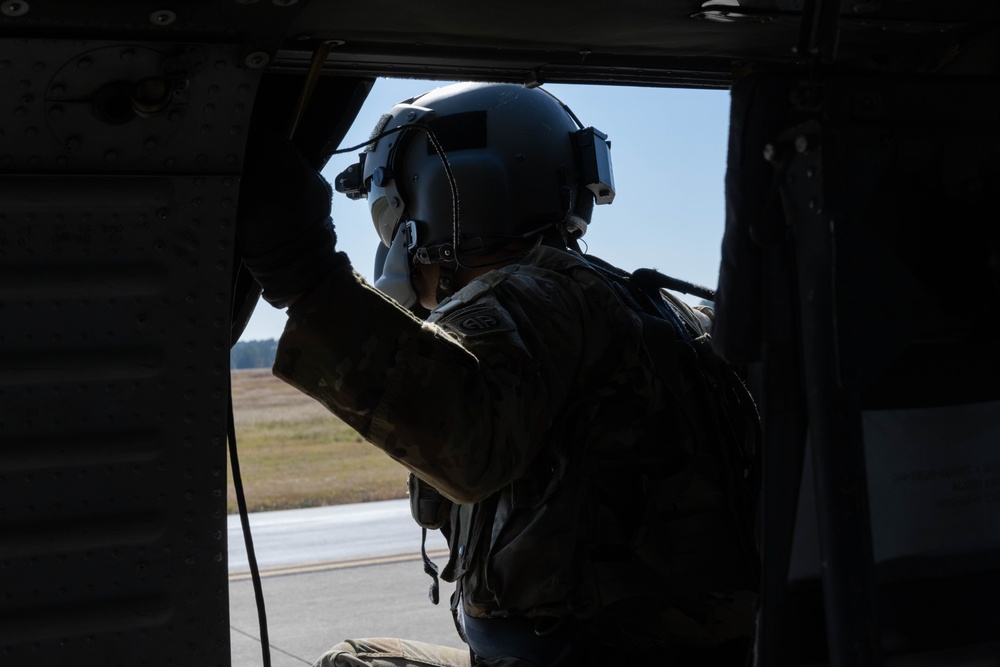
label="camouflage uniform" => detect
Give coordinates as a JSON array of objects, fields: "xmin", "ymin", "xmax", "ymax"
[{"xmin": 274, "ymin": 245, "xmax": 755, "ymax": 666}]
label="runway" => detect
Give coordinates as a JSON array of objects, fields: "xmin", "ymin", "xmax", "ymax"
[{"xmin": 228, "ymin": 500, "xmax": 462, "ymax": 667}]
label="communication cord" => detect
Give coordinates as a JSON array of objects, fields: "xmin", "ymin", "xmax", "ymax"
[{"xmin": 227, "ymin": 388, "xmax": 273, "ymax": 667}]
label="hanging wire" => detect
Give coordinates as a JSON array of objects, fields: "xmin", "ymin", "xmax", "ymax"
[{"xmin": 228, "ymin": 385, "xmax": 272, "ymax": 667}]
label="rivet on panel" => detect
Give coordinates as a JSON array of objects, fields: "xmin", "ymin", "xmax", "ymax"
[
  {"xmin": 150, "ymin": 9, "xmax": 176, "ymax": 25},
  {"xmin": 244, "ymin": 51, "xmax": 270, "ymax": 68},
  {"xmin": 1, "ymin": 1, "xmax": 30, "ymax": 17}
]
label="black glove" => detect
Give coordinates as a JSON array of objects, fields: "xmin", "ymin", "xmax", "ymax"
[{"xmin": 237, "ymin": 133, "xmax": 349, "ymax": 308}]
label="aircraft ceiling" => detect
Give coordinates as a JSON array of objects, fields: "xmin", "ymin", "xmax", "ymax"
[
  {"xmin": 3, "ymin": 0, "xmax": 997, "ymax": 90},
  {"xmin": 277, "ymin": 0, "xmax": 997, "ymax": 87}
]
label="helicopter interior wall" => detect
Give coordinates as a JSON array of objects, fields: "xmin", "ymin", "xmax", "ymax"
[{"xmin": 716, "ymin": 70, "xmax": 1000, "ymax": 664}]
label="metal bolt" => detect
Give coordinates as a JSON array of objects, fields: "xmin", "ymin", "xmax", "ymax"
[
  {"xmin": 762, "ymin": 143, "xmax": 776, "ymax": 162},
  {"xmin": 406, "ymin": 111, "xmax": 417, "ymax": 121},
  {"xmin": 1, "ymin": 1, "xmax": 30, "ymax": 17},
  {"xmin": 150, "ymin": 9, "xmax": 176, "ymax": 25},
  {"xmin": 244, "ymin": 51, "xmax": 270, "ymax": 69}
]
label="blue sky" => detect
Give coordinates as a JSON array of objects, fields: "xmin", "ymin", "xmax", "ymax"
[{"xmin": 239, "ymin": 79, "xmax": 732, "ymax": 341}]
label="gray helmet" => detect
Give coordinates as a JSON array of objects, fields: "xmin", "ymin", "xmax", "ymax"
[{"xmin": 337, "ymin": 82, "xmax": 615, "ymax": 266}]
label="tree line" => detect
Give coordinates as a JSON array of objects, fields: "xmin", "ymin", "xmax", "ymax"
[{"xmin": 231, "ymin": 339, "xmax": 278, "ymax": 370}]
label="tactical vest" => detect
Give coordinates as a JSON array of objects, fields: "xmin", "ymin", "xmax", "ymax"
[{"xmin": 409, "ymin": 256, "xmax": 761, "ymax": 629}]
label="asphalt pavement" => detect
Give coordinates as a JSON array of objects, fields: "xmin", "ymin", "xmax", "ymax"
[{"xmin": 229, "ymin": 500, "xmax": 464, "ymax": 667}]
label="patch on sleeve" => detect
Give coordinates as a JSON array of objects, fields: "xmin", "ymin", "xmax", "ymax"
[{"xmin": 437, "ymin": 304, "xmax": 515, "ymax": 337}]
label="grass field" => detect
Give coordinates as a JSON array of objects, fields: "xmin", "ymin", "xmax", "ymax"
[{"xmin": 228, "ymin": 368, "xmax": 410, "ymax": 513}]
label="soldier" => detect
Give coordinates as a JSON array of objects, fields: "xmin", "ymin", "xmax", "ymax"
[{"xmin": 237, "ymin": 82, "xmax": 757, "ymax": 667}]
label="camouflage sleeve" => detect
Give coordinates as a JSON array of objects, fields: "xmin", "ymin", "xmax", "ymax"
[{"xmin": 271, "ymin": 260, "xmax": 612, "ymax": 504}]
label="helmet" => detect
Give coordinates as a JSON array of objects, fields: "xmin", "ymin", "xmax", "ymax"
[{"xmin": 336, "ymin": 82, "xmax": 615, "ymax": 266}]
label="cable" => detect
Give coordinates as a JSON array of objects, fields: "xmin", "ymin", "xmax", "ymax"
[{"xmin": 228, "ymin": 383, "xmax": 272, "ymax": 667}]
